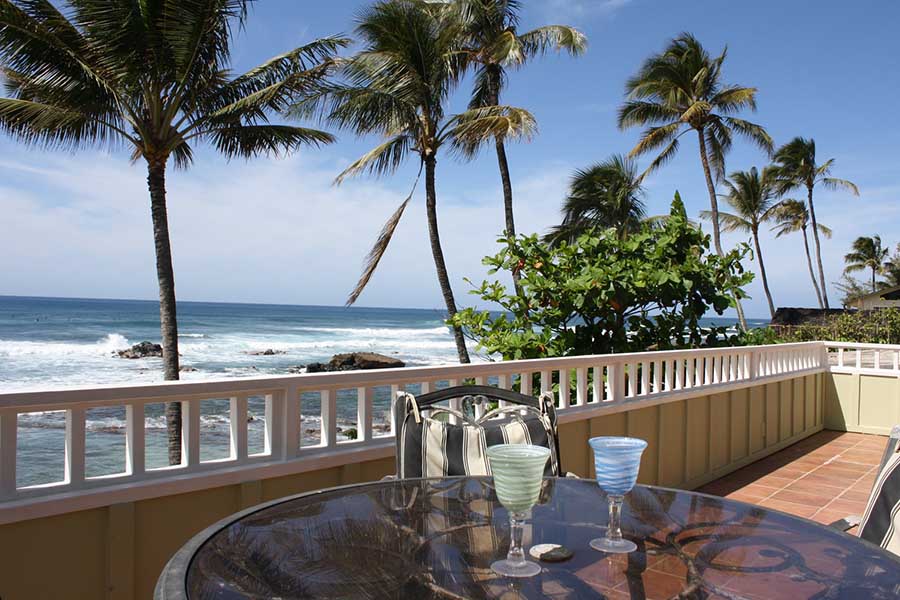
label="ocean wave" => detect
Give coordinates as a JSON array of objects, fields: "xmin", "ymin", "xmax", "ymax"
[
  {"xmin": 0, "ymin": 333, "xmax": 131, "ymax": 358},
  {"xmin": 293, "ymin": 326, "xmax": 450, "ymax": 337},
  {"xmin": 178, "ymin": 333, "xmax": 207, "ymax": 339}
]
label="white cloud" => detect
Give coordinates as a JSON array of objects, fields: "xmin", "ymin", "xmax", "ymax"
[
  {"xmin": 0, "ymin": 150, "xmax": 569, "ymax": 310},
  {"xmin": 536, "ymin": 0, "xmax": 633, "ymax": 21}
]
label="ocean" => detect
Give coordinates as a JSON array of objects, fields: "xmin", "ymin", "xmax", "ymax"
[{"xmin": 0, "ymin": 295, "xmax": 766, "ymax": 486}]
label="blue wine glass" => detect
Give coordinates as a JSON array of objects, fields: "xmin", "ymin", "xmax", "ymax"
[{"xmin": 589, "ymin": 436, "xmax": 647, "ymax": 553}]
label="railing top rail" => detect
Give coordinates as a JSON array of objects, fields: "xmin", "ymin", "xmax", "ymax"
[
  {"xmin": 824, "ymin": 341, "xmax": 900, "ymax": 351},
  {"xmin": 0, "ymin": 342, "xmax": 824, "ymax": 409}
]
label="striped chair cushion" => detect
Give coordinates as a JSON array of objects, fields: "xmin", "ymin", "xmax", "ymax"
[
  {"xmin": 859, "ymin": 438, "xmax": 900, "ymax": 555},
  {"xmin": 398, "ymin": 398, "xmax": 560, "ymax": 479}
]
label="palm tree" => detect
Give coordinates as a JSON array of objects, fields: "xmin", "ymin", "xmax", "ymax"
[
  {"xmin": 770, "ymin": 137, "xmax": 859, "ymax": 308},
  {"xmin": 771, "ymin": 199, "xmax": 832, "ymax": 308},
  {"xmin": 700, "ymin": 167, "xmax": 779, "ymax": 318},
  {"xmin": 451, "ymin": 0, "xmax": 585, "ymax": 288},
  {"xmin": 298, "ymin": 0, "xmax": 535, "ymax": 364},
  {"xmin": 844, "ymin": 235, "xmax": 888, "ymax": 292},
  {"xmin": 545, "ymin": 154, "xmax": 646, "ymax": 244},
  {"xmin": 0, "ymin": 0, "xmax": 346, "ymax": 464},
  {"xmin": 617, "ymin": 33, "xmax": 773, "ymax": 329}
]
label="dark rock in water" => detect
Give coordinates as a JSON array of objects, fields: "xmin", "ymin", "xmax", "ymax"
[
  {"xmin": 295, "ymin": 353, "xmax": 405, "ymax": 375},
  {"xmin": 247, "ymin": 349, "xmax": 286, "ymax": 356},
  {"xmin": 179, "ymin": 365, "xmax": 198, "ymax": 372},
  {"xmin": 328, "ymin": 352, "xmax": 405, "ymax": 371},
  {"xmin": 117, "ymin": 341, "xmax": 163, "ymax": 359},
  {"xmin": 287, "ymin": 365, "xmax": 306, "ymax": 374}
]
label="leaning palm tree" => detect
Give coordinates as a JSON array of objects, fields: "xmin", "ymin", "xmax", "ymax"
[
  {"xmin": 0, "ymin": 0, "xmax": 346, "ymax": 464},
  {"xmin": 771, "ymin": 199, "xmax": 832, "ymax": 308},
  {"xmin": 296, "ymin": 0, "xmax": 535, "ymax": 364},
  {"xmin": 451, "ymin": 0, "xmax": 585, "ymax": 288},
  {"xmin": 700, "ymin": 167, "xmax": 780, "ymax": 318},
  {"xmin": 844, "ymin": 235, "xmax": 889, "ymax": 293},
  {"xmin": 770, "ymin": 137, "xmax": 859, "ymax": 308},
  {"xmin": 545, "ymin": 154, "xmax": 646, "ymax": 244},
  {"xmin": 617, "ymin": 33, "xmax": 773, "ymax": 329}
]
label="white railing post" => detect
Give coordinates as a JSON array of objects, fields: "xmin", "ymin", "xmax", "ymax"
[
  {"xmin": 390, "ymin": 384, "xmax": 404, "ymax": 433},
  {"xmin": 558, "ymin": 369, "xmax": 570, "ymax": 409},
  {"xmin": 358, "ymin": 387, "xmax": 374, "ymax": 442},
  {"xmin": 230, "ymin": 395, "xmax": 248, "ymax": 462},
  {"xmin": 0, "ymin": 411, "xmax": 16, "ymax": 499},
  {"xmin": 182, "ymin": 400, "xmax": 201, "ymax": 467},
  {"xmin": 520, "ymin": 372, "xmax": 532, "ymax": 396},
  {"xmin": 652, "ymin": 360, "xmax": 661, "ymax": 393},
  {"xmin": 282, "ymin": 385, "xmax": 299, "ymax": 457},
  {"xmin": 125, "ymin": 403, "xmax": 145, "ymax": 476},
  {"xmin": 65, "ymin": 408, "xmax": 86, "ymax": 486},
  {"xmin": 607, "ymin": 363, "xmax": 624, "ymax": 403},
  {"xmin": 640, "ymin": 362, "xmax": 650, "ymax": 395},
  {"xmin": 320, "ymin": 389, "xmax": 337, "ymax": 448}
]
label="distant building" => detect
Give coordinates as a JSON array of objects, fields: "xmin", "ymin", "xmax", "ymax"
[{"xmin": 850, "ymin": 285, "xmax": 900, "ymax": 310}]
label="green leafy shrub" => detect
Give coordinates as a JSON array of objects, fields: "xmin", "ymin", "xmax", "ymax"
[
  {"xmin": 451, "ymin": 194, "xmax": 753, "ymax": 359},
  {"xmin": 780, "ymin": 309, "xmax": 900, "ymax": 345}
]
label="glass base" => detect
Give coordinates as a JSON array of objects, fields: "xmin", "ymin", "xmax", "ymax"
[
  {"xmin": 491, "ymin": 559, "xmax": 542, "ymax": 578},
  {"xmin": 590, "ymin": 537, "xmax": 637, "ymax": 554}
]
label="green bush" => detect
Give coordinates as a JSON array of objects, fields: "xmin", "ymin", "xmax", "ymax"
[
  {"xmin": 451, "ymin": 194, "xmax": 753, "ymax": 359},
  {"xmin": 779, "ymin": 309, "xmax": 900, "ymax": 345}
]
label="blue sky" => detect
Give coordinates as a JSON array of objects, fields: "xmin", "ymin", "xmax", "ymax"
[{"xmin": 1, "ymin": 0, "xmax": 898, "ymax": 319}]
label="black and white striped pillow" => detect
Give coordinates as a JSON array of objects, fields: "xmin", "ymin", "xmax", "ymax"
[
  {"xmin": 859, "ymin": 431, "xmax": 900, "ymax": 555},
  {"xmin": 398, "ymin": 395, "xmax": 559, "ymax": 479}
]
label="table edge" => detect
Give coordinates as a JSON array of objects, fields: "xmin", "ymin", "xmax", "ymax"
[{"xmin": 153, "ymin": 477, "xmax": 900, "ymax": 600}]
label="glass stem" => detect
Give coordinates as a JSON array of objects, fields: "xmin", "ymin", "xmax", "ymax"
[
  {"xmin": 507, "ymin": 511, "xmax": 527, "ymax": 567},
  {"xmin": 607, "ymin": 494, "xmax": 624, "ymax": 543}
]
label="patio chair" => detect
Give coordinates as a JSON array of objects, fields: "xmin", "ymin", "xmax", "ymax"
[
  {"xmin": 393, "ymin": 385, "xmax": 562, "ymax": 479},
  {"xmin": 855, "ymin": 425, "xmax": 900, "ymax": 554}
]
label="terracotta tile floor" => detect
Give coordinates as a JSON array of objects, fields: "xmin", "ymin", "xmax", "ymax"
[{"xmin": 698, "ymin": 430, "xmax": 886, "ymax": 533}]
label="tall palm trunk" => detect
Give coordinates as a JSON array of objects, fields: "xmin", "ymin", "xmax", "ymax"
[
  {"xmin": 872, "ymin": 267, "xmax": 877, "ymax": 292},
  {"xmin": 801, "ymin": 226, "xmax": 824, "ymax": 308},
  {"xmin": 697, "ymin": 129, "xmax": 748, "ymax": 330},
  {"xmin": 806, "ymin": 185, "xmax": 830, "ymax": 308},
  {"xmin": 147, "ymin": 159, "xmax": 182, "ymax": 465},
  {"xmin": 424, "ymin": 156, "xmax": 470, "ymax": 364},
  {"xmin": 751, "ymin": 227, "xmax": 776, "ymax": 318},
  {"xmin": 486, "ymin": 72, "xmax": 522, "ymax": 295}
]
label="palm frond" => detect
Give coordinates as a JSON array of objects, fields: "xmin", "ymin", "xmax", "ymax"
[
  {"xmin": 334, "ymin": 134, "xmax": 412, "ymax": 184},
  {"xmin": 442, "ymin": 105, "xmax": 536, "ymax": 159},
  {"xmin": 616, "ymin": 101, "xmax": 680, "ymax": 129},
  {"xmin": 518, "ymin": 25, "xmax": 587, "ymax": 58},
  {"xmin": 822, "ymin": 177, "xmax": 859, "ymax": 196},
  {"xmin": 346, "ymin": 172, "xmax": 420, "ymax": 305},
  {"xmin": 207, "ymin": 124, "xmax": 334, "ymax": 160}
]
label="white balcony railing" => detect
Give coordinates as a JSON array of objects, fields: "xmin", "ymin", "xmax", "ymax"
[
  {"xmin": 0, "ymin": 342, "xmax": 827, "ymax": 522},
  {"xmin": 826, "ymin": 341, "xmax": 900, "ymax": 374}
]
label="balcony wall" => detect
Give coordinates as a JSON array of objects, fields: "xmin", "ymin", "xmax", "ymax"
[
  {"xmin": 825, "ymin": 342, "xmax": 900, "ymax": 435},
  {"xmin": 0, "ymin": 343, "xmax": 834, "ymax": 599}
]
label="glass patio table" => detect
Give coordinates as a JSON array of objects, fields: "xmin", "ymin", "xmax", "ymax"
[{"xmin": 155, "ymin": 477, "xmax": 900, "ymax": 599}]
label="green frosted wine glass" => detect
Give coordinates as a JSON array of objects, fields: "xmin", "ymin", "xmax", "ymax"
[{"xmin": 487, "ymin": 444, "xmax": 550, "ymax": 578}]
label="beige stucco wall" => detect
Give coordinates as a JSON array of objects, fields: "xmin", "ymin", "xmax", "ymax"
[
  {"xmin": 826, "ymin": 371, "xmax": 900, "ymax": 435},
  {"xmin": 0, "ymin": 373, "xmax": 825, "ymax": 600}
]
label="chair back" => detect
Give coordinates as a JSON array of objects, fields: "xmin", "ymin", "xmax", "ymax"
[
  {"xmin": 393, "ymin": 385, "xmax": 562, "ymax": 479},
  {"xmin": 858, "ymin": 426, "xmax": 900, "ymax": 554}
]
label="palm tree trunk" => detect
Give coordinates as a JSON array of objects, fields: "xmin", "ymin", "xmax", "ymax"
[
  {"xmin": 872, "ymin": 267, "xmax": 877, "ymax": 292},
  {"xmin": 801, "ymin": 226, "xmax": 824, "ymax": 308},
  {"xmin": 752, "ymin": 227, "xmax": 776, "ymax": 318},
  {"xmin": 697, "ymin": 129, "xmax": 748, "ymax": 330},
  {"xmin": 806, "ymin": 185, "xmax": 830, "ymax": 308},
  {"xmin": 424, "ymin": 156, "xmax": 470, "ymax": 364},
  {"xmin": 486, "ymin": 72, "xmax": 522, "ymax": 295},
  {"xmin": 147, "ymin": 159, "xmax": 182, "ymax": 466},
  {"xmin": 495, "ymin": 138, "xmax": 520, "ymax": 292}
]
